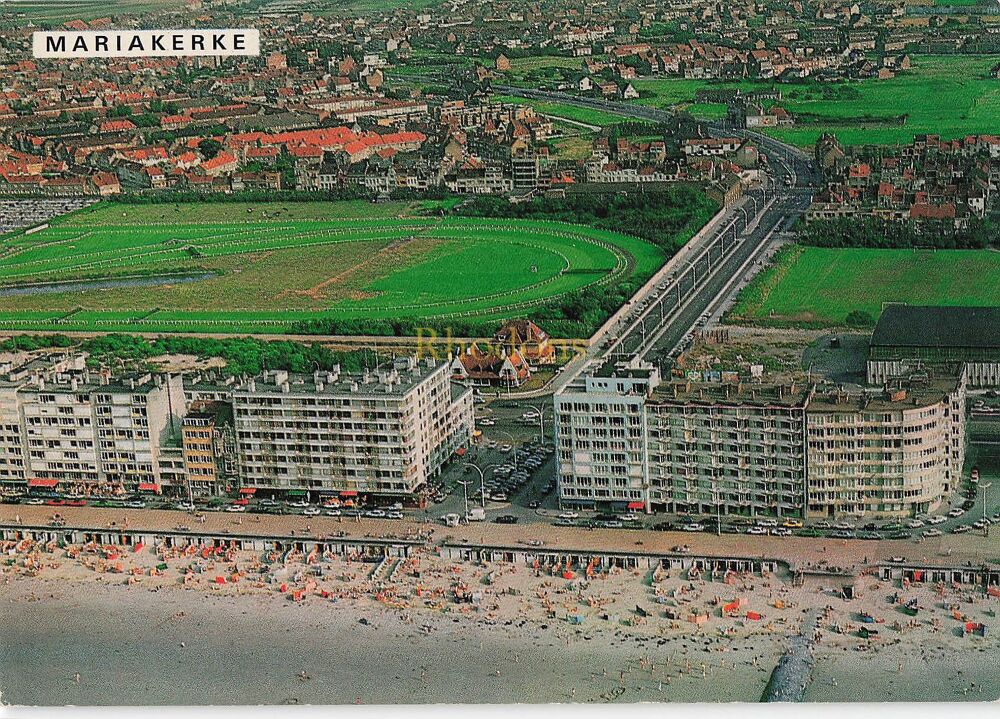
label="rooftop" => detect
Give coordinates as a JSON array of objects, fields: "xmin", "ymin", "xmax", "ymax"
[
  {"xmin": 233, "ymin": 357, "xmax": 453, "ymax": 398},
  {"xmin": 649, "ymin": 379, "xmax": 813, "ymax": 409},
  {"xmin": 807, "ymin": 374, "xmax": 963, "ymax": 413},
  {"xmin": 871, "ymin": 305, "xmax": 1000, "ymax": 350}
]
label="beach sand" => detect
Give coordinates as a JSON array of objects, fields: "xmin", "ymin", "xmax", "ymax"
[{"xmin": 1, "ymin": 536, "xmax": 997, "ymax": 705}]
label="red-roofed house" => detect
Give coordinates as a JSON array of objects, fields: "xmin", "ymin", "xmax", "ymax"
[
  {"xmin": 99, "ymin": 119, "xmax": 137, "ymax": 134},
  {"xmin": 91, "ymin": 172, "xmax": 120, "ymax": 195},
  {"xmin": 200, "ymin": 151, "xmax": 238, "ymax": 177},
  {"xmin": 451, "ymin": 345, "xmax": 531, "ymax": 387}
]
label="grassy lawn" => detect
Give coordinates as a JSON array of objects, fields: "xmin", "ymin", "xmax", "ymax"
[
  {"xmin": 633, "ymin": 54, "xmax": 1000, "ymax": 146},
  {"xmin": 56, "ymin": 200, "xmax": 430, "ymax": 228},
  {"xmin": 507, "ymin": 56, "xmax": 583, "ymax": 73},
  {"xmin": 550, "ymin": 133, "xmax": 596, "ymax": 160},
  {"xmin": 2, "ymin": 0, "xmax": 186, "ymax": 21},
  {"xmin": 0, "ymin": 201, "xmax": 665, "ymax": 335},
  {"xmin": 730, "ymin": 245, "xmax": 1000, "ymax": 327},
  {"xmin": 492, "ymin": 95, "xmax": 641, "ymax": 127}
]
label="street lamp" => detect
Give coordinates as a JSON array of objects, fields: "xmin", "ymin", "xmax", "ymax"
[
  {"xmin": 687, "ymin": 259, "xmax": 698, "ymax": 287},
  {"xmin": 524, "ymin": 403, "xmax": 550, "ymax": 444},
  {"xmin": 457, "ymin": 478, "xmax": 470, "ymax": 521},
  {"xmin": 497, "ymin": 430, "xmax": 518, "ymax": 473},
  {"xmin": 714, "ymin": 483, "xmax": 722, "ymax": 537},
  {"xmin": 982, "ymin": 482, "xmax": 992, "ymax": 537},
  {"xmin": 464, "ymin": 462, "xmax": 495, "ymax": 510}
]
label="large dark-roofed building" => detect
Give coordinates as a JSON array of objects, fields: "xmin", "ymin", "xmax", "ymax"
[{"xmin": 868, "ymin": 305, "xmax": 1000, "ymax": 386}]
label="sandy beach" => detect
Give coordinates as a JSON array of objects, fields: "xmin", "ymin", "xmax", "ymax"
[{"xmin": 1, "ymin": 535, "xmax": 997, "ymax": 705}]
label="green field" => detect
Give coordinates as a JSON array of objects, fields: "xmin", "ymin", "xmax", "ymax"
[
  {"xmin": 633, "ymin": 54, "xmax": 1000, "ymax": 146},
  {"xmin": 507, "ymin": 56, "xmax": 584, "ymax": 73},
  {"xmin": 492, "ymin": 95, "xmax": 640, "ymax": 127},
  {"xmin": 0, "ymin": 201, "xmax": 664, "ymax": 335},
  {"xmin": 1, "ymin": 0, "xmax": 186, "ymax": 21},
  {"xmin": 731, "ymin": 245, "xmax": 1000, "ymax": 327}
]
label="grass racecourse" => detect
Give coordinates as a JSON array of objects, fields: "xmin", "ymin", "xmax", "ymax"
[
  {"xmin": 0, "ymin": 201, "xmax": 664, "ymax": 335},
  {"xmin": 731, "ymin": 245, "xmax": 1000, "ymax": 327}
]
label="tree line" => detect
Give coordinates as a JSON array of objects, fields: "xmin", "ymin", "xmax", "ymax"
[
  {"xmin": 798, "ymin": 216, "xmax": 1000, "ymax": 250},
  {"xmin": 0, "ymin": 334, "xmax": 376, "ymax": 377}
]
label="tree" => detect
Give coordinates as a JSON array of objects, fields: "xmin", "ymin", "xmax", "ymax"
[{"xmin": 198, "ymin": 139, "xmax": 223, "ymax": 160}]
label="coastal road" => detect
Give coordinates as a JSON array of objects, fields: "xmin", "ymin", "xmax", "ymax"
[
  {"xmin": 2, "ymin": 503, "xmax": 996, "ymax": 572},
  {"xmin": 494, "ymin": 86, "xmax": 817, "ymax": 386}
]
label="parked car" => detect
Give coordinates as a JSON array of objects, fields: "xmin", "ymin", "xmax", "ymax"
[
  {"xmin": 831, "ymin": 530, "xmax": 855, "ymax": 539},
  {"xmin": 175, "ymin": 502, "xmax": 195, "ymax": 511},
  {"xmin": 906, "ymin": 519, "xmax": 925, "ymax": 529},
  {"xmin": 948, "ymin": 508, "xmax": 965, "ymax": 518},
  {"xmin": 928, "ymin": 515, "xmax": 946, "ymax": 525},
  {"xmin": 770, "ymin": 527, "xmax": 793, "ymax": 537},
  {"xmin": 683, "ymin": 523, "xmax": 704, "ymax": 532},
  {"xmin": 950, "ymin": 525, "xmax": 971, "ymax": 534},
  {"xmin": 782, "ymin": 519, "xmax": 803, "ymax": 528},
  {"xmin": 124, "ymin": 500, "xmax": 146, "ymax": 509},
  {"xmin": 746, "ymin": 526, "xmax": 767, "ymax": 535},
  {"xmin": 922, "ymin": 528, "xmax": 943, "ymax": 538},
  {"xmin": 225, "ymin": 505, "xmax": 245, "ymax": 513},
  {"xmin": 558, "ymin": 511, "xmax": 579, "ymax": 520},
  {"xmin": 495, "ymin": 515, "xmax": 518, "ymax": 524},
  {"xmin": 302, "ymin": 507, "xmax": 321, "ymax": 517}
]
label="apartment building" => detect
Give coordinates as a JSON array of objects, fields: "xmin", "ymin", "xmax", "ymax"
[
  {"xmin": 231, "ymin": 358, "xmax": 473, "ymax": 499},
  {"xmin": 0, "ymin": 354, "xmax": 184, "ymax": 492},
  {"xmin": 806, "ymin": 373, "xmax": 967, "ymax": 518},
  {"xmin": 181, "ymin": 412, "xmax": 221, "ymax": 493},
  {"xmin": 554, "ymin": 365, "xmax": 811, "ymax": 516},
  {"xmin": 553, "ymin": 367, "xmax": 657, "ymax": 510},
  {"xmin": 555, "ymin": 362, "xmax": 968, "ymax": 519},
  {"xmin": 646, "ymin": 382, "xmax": 811, "ymax": 517}
]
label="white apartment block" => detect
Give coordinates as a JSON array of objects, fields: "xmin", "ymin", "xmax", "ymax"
[
  {"xmin": 0, "ymin": 353, "xmax": 184, "ymax": 491},
  {"xmin": 806, "ymin": 372, "xmax": 967, "ymax": 518},
  {"xmin": 232, "ymin": 358, "xmax": 473, "ymax": 498},
  {"xmin": 553, "ymin": 369, "xmax": 656, "ymax": 509},
  {"xmin": 555, "ymin": 363, "xmax": 968, "ymax": 519}
]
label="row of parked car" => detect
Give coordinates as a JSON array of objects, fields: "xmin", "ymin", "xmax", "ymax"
[
  {"xmin": 474, "ymin": 444, "xmax": 553, "ymax": 503},
  {"xmin": 15, "ymin": 496, "xmax": 149, "ymax": 509},
  {"xmin": 218, "ymin": 498, "xmax": 407, "ymax": 519}
]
